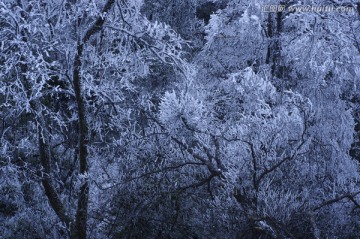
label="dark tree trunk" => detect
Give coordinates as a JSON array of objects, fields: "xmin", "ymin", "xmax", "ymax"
[{"xmin": 71, "ymin": 1, "xmax": 115, "ymax": 238}]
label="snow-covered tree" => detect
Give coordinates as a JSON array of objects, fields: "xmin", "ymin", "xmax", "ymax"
[
  {"xmin": 0, "ymin": 0, "xmax": 189, "ymax": 238},
  {"xmin": 1, "ymin": 0, "xmax": 360, "ymax": 238}
]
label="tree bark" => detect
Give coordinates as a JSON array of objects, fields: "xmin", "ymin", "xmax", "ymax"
[
  {"xmin": 71, "ymin": 1, "xmax": 115, "ymax": 238},
  {"xmin": 19, "ymin": 53, "xmax": 72, "ymax": 235}
]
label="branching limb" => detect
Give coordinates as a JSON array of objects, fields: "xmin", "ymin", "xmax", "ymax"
[{"xmin": 313, "ymin": 191, "xmax": 360, "ymax": 212}]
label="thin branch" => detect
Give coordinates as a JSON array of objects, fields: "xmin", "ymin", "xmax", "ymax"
[
  {"xmin": 124, "ymin": 162, "xmax": 205, "ymax": 184},
  {"xmin": 313, "ymin": 191, "xmax": 360, "ymax": 211}
]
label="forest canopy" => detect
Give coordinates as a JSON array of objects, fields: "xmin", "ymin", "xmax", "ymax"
[{"xmin": 0, "ymin": 0, "xmax": 360, "ymax": 238}]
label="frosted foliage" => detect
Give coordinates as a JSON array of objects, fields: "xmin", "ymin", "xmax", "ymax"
[
  {"xmin": 0, "ymin": 166, "xmax": 24, "ymax": 207},
  {"xmin": 1, "ymin": 0, "xmax": 360, "ymax": 238},
  {"xmin": 159, "ymin": 90, "xmax": 206, "ymax": 134},
  {"xmin": 199, "ymin": 2, "xmax": 265, "ymax": 78},
  {"xmin": 159, "ymin": 63, "xmax": 359, "ymax": 236},
  {"xmin": 228, "ymin": 68, "xmax": 276, "ymax": 115},
  {"xmin": 257, "ymin": 184, "xmax": 303, "ymax": 223},
  {"xmin": 282, "ymin": 8, "xmax": 360, "ymax": 89}
]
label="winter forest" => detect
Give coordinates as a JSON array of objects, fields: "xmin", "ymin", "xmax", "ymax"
[{"xmin": 1, "ymin": 0, "xmax": 360, "ymax": 238}]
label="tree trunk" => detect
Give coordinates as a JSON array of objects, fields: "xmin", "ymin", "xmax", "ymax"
[{"xmin": 71, "ymin": 1, "xmax": 115, "ymax": 238}]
